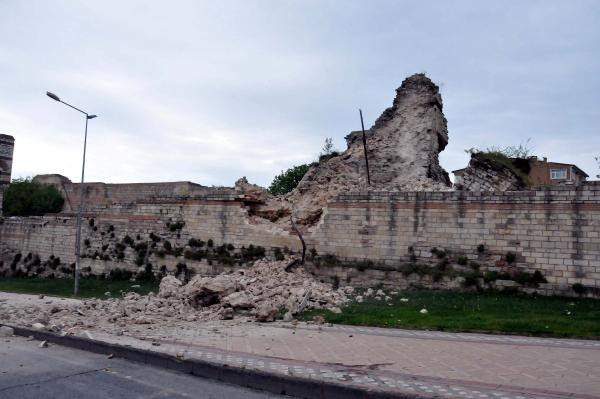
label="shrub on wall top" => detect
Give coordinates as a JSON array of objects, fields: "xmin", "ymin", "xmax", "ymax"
[
  {"xmin": 268, "ymin": 164, "xmax": 311, "ymax": 195},
  {"xmin": 2, "ymin": 178, "xmax": 64, "ymax": 216}
]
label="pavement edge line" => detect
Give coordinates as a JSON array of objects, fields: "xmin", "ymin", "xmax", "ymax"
[{"xmin": 2, "ymin": 324, "xmax": 412, "ymax": 399}]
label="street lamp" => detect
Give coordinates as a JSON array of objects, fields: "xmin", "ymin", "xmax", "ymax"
[{"xmin": 46, "ymin": 91, "xmax": 97, "ymax": 296}]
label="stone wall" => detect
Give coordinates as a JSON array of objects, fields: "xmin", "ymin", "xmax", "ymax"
[
  {"xmin": 32, "ymin": 174, "xmax": 236, "ymax": 212},
  {"xmin": 2, "ymin": 183, "xmax": 600, "ymax": 296}
]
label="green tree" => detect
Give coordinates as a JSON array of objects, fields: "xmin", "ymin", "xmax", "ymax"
[
  {"xmin": 268, "ymin": 164, "xmax": 311, "ymax": 195},
  {"xmin": 2, "ymin": 178, "xmax": 64, "ymax": 216},
  {"xmin": 595, "ymin": 156, "xmax": 599, "ymax": 179}
]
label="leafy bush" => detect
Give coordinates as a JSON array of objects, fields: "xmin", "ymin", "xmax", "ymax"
[
  {"xmin": 188, "ymin": 238, "xmax": 204, "ymax": 247},
  {"xmin": 184, "ymin": 249, "xmax": 205, "ymax": 261},
  {"xmin": 268, "ymin": 164, "xmax": 311, "ymax": 195},
  {"xmin": 240, "ymin": 245, "xmax": 265, "ymax": 263},
  {"xmin": 273, "ymin": 247, "xmax": 284, "ymax": 261},
  {"xmin": 2, "ymin": 178, "xmax": 64, "ymax": 216},
  {"xmin": 123, "ymin": 235, "xmax": 134, "ymax": 246},
  {"xmin": 572, "ymin": 283, "xmax": 586, "ymax": 295},
  {"xmin": 456, "ymin": 255, "xmax": 468, "ymax": 266},
  {"xmin": 109, "ymin": 268, "xmax": 133, "ymax": 281},
  {"xmin": 506, "ymin": 252, "xmax": 517, "ymax": 264},
  {"xmin": 136, "ymin": 263, "xmax": 155, "ymax": 281},
  {"xmin": 314, "ymin": 254, "xmax": 340, "ymax": 268},
  {"xmin": 514, "ymin": 270, "xmax": 547, "ymax": 287},
  {"xmin": 167, "ymin": 221, "xmax": 185, "ymax": 232}
]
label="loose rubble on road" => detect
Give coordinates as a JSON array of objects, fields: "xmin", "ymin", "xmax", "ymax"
[{"xmin": 0, "ymin": 257, "xmax": 351, "ymax": 337}]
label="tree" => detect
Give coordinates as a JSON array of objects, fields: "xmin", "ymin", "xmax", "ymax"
[
  {"xmin": 318, "ymin": 137, "xmax": 339, "ymax": 162},
  {"xmin": 595, "ymin": 156, "xmax": 600, "ymax": 179},
  {"xmin": 321, "ymin": 137, "xmax": 334, "ymax": 156},
  {"xmin": 267, "ymin": 138, "xmax": 338, "ymax": 195},
  {"xmin": 267, "ymin": 164, "xmax": 311, "ymax": 195},
  {"xmin": 2, "ymin": 178, "xmax": 64, "ymax": 216}
]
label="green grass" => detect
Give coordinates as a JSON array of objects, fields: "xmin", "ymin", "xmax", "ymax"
[
  {"xmin": 0, "ymin": 277, "xmax": 159, "ymax": 299},
  {"xmin": 300, "ymin": 290, "xmax": 600, "ymax": 339}
]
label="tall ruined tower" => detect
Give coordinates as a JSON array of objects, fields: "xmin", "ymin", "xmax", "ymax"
[
  {"xmin": 285, "ymin": 73, "xmax": 452, "ymax": 220},
  {"xmin": 0, "ymin": 134, "xmax": 15, "ymax": 187},
  {"xmin": 0, "ymin": 134, "xmax": 14, "ymax": 215}
]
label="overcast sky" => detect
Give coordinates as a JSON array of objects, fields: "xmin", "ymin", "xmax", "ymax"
[{"xmin": 1, "ymin": 1, "xmax": 599, "ymax": 187}]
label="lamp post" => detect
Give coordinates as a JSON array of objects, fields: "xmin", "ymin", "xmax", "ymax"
[{"xmin": 46, "ymin": 91, "xmax": 97, "ymax": 296}]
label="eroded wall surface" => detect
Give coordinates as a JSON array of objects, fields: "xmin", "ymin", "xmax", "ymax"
[{"xmin": 1, "ymin": 183, "xmax": 599, "ymax": 295}]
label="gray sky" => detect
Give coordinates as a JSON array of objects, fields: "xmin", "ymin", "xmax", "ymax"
[{"xmin": 1, "ymin": 0, "xmax": 599, "ymax": 187}]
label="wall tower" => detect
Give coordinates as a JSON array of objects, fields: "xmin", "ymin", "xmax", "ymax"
[{"xmin": 0, "ymin": 134, "xmax": 15, "ymax": 187}]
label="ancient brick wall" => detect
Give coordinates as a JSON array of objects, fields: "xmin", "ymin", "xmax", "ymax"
[
  {"xmin": 1, "ymin": 183, "xmax": 599, "ymax": 296},
  {"xmin": 32, "ymin": 174, "xmax": 236, "ymax": 212},
  {"xmin": 310, "ymin": 184, "xmax": 600, "ymax": 293}
]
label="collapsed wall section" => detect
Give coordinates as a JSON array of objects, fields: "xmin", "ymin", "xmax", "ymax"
[
  {"xmin": 1, "ymin": 184, "xmax": 600, "ymax": 296},
  {"xmin": 240, "ymin": 73, "xmax": 453, "ymax": 225}
]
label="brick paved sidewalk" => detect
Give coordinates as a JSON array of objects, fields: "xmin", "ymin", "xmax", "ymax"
[{"xmin": 83, "ymin": 322, "xmax": 600, "ymax": 399}]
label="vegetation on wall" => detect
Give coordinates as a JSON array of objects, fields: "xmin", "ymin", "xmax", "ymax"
[
  {"xmin": 268, "ymin": 164, "xmax": 311, "ymax": 195},
  {"xmin": 2, "ymin": 178, "xmax": 64, "ymax": 216},
  {"xmin": 318, "ymin": 137, "xmax": 339, "ymax": 162},
  {"xmin": 267, "ymin": 138, "xmax": 340, "ymax": 195},
  {"xmin": 465, "ymin": 139, "xmax": 534, "ymax": 185}
]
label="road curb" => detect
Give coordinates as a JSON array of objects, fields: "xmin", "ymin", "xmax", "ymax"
[{"xmin": 3, "ymin": 324, "xmax": 413, "ymax": 399}]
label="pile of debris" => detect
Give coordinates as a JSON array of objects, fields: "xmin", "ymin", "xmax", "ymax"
[
  {"xmin": 156, "ymin": 257, "xmax": 348, "ymax": 321},
  {"xmin": 0, "ymin": 258, "xmax": 349, "ymax": 336}
]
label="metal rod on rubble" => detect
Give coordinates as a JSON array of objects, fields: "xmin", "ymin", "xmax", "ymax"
[
  {"xmin": 46, "ymin": 91, "xmax": 97, "ymax": 296},
  {"xmin": 359, "ymin": 109, "xmax": 371, "ymax": 185}
]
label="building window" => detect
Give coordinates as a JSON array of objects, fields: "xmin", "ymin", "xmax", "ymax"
[{"xmin": 550, "ymin": 169, "xmax": 567, "ymax": 179}]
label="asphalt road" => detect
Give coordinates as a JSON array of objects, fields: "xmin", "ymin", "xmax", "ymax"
[{"xmin": 0, "ymin": 335, "xmax": 290, "ymax": 399}]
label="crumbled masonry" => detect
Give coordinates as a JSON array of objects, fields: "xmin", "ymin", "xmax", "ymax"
[
  {"xmin": 0, "ymin": 258, "xmax": 351, "ymax": 334},
  {"xmin": 456, "ymin": 153, "xmax": 526, "ymax": 192},
  {"xmin": 237, "ymin": 73, "xmax": 453, "ymax": 225}
]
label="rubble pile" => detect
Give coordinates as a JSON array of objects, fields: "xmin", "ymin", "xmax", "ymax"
[
  {"xmin": 157, "ymin": 257, "xmax": 348, "ymax": 321},
  {"xmin": 238, "ymin": 73, "xmax": 454, "ymax": 225},
  {"xmin": 0, "ymin": 258, "xmax": 349, "ymax": 336}
]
